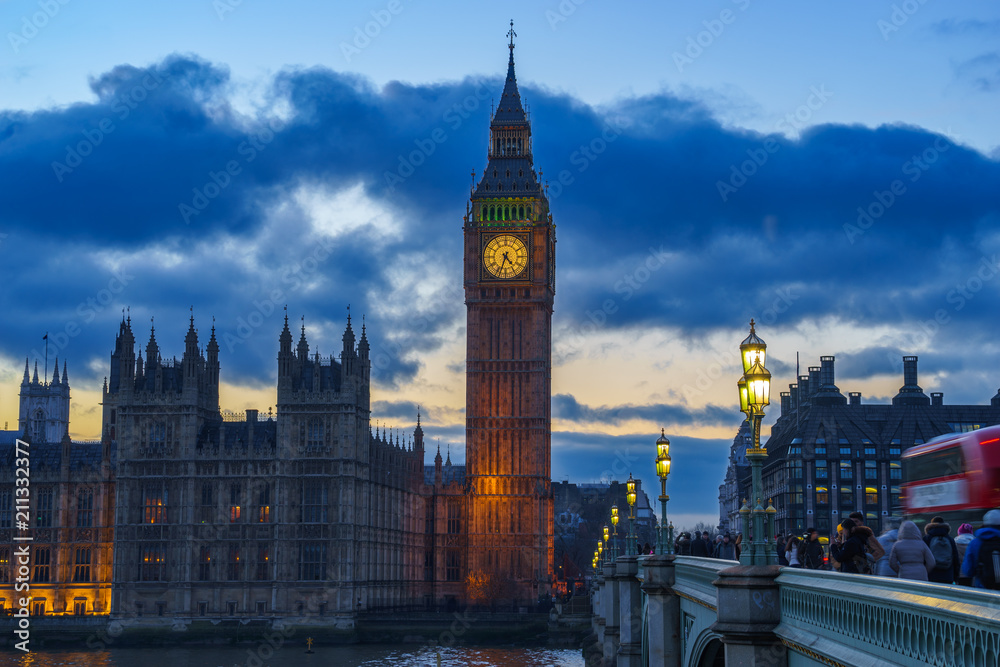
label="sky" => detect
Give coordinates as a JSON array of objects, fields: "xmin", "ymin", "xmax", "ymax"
[{"xmin": 2, "ymin": 0, "xmax": 999, "ymax": 530}]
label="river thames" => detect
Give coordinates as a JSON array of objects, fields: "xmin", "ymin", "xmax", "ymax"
[{"xmin": 0, "ymin": 646, "xmax": 585, "ymax": 666}]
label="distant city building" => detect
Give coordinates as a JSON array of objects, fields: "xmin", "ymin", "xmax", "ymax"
[
  {"xmin": 719, "ymin": 355, "xmax": 1000, "ymax": 537},
  {"xmin": 0, "ymin": 361, "xmax": 115, "ymax": 618},
  {"xmin": 717, "ymin": 420, "xmax": 752, "ymax": 535},
  {"xmin": 552, "ymin": 479, "xmax": 657, "ymax": 574}
]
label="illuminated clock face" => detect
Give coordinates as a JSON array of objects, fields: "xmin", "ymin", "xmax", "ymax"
[{"xmin": 483, "ymin": 234, "xmax": 528, "ymax": 279}]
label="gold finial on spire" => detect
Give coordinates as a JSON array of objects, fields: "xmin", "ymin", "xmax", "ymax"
[{"xmin": 507, "ymin": 19, "xmax": 516, "ymax": 49}]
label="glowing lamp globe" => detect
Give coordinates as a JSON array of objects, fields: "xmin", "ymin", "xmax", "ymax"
[{"xmin": 739, "ymin": 319, "xmax": 766, "ymax": 375}]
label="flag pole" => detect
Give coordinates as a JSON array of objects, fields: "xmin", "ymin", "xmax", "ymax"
[{"xmin": 44, "ymin": 332, "xmax": 49, "ymax": 384}]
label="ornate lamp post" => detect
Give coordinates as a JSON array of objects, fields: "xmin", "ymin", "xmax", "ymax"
[
  {"xmin": 655, "ymin": 429, "xmax": 673, "ymax": 555},
  {"xmin": 603, "ymin": 525, "xmax": 610, "ymax": 564},
  {"xmin": 737, "ymin": 319, "xmax": 777, "ymax": 565},
  {"xmin": 597, "ymin": 539, "xmax": 603, "ymax": 566},
  {"xmin": 611, "ymin": 506, "xmax": 620, "ymax": 560},
  {"xmin": 625, "ymin": 473, "xmax": 638, "ymax": 556}
]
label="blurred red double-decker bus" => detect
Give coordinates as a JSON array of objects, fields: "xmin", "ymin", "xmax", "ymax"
[{"xmin": 902, "ymin": 424, "xmax": 1000, "ymax": 531}]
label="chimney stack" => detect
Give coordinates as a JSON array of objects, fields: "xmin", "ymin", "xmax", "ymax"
[
  {"xmin": 903, "ymin": 356, "xmax": 918, "ymax": 388},
  {"xmin": 808, "ymin": 367, "xmax": 821, "ymax": 397},
  {"xmin": 892, "ymin": 355, "xmax": 930, "ymax": 406},
  {"xmin": 820, "ymin": 356, "xmax": 835, "ymax": 389},
  {"xmin": 798, "ymin": 375, "xmax": 811, "ymax": 403},
  {"xmin": 931, "ymin": 392, "xmax": 943, "ymax": 406},
  {"xmin": 814, "ymin": 356, "xmax": 846, "ymax": 405},
  {"xmin": 780, "ymin": 392, "xmax": 791, "ymax": 416},
  {"xmin": 849, "ymin": 392, "xmax": 861, "ymax": 406}
]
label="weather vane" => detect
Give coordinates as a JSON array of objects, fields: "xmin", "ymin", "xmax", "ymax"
[{"xmin": 508, "ymin": 20, "xmax": 516, "ymax": 49}]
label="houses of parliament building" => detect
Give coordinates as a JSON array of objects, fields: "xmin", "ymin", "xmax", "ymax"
[{"xmin": 0, "ymin": 34, "xmax": 556, "ymax": 628}]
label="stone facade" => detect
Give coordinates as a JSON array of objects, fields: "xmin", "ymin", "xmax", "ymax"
[
  {"xmin": 101, "ymin": 313, "xmax": 427, "ymax": 625},
  {"xmin": 0, "ymin": 362, "xmax": 115, "ymax": 618},
  {"xmin": 719, "ymin": 354, "xmax": 1000, "ymax": 537}
]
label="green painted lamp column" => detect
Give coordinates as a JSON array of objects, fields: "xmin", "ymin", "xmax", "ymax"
[
  {"xmin": 737, "ymin": 319, "xmax": 777, "ymax": 566},
  {"xmin": 611, "ymin": 506, "xmax": 620, "ymax": 560},
  {"xmin": 625, "ymin": 474, "xmax": 638, "ymax": 556},
  {"xmin": 655, "ymin": 429, "xmax": 673, "ymax": 555}
]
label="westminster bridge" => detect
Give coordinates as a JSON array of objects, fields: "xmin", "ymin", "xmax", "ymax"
[{"xmin": 588, "ymin": 554, "xmax": 1000, "ymax": 667}]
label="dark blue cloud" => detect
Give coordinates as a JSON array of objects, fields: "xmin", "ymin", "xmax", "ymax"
[
  {"xmin": 551, "ymin": 431, "xmax": 731, "ymax": 520},
  {"xmin": 931, "ymin": 19, "xmax": 1000, "ymax": 36},
  {"xmin": 2, "ymin": 53, "xmax": 1000, "ymax": 402},
  {"xmin": 954, "ymin": 53, "xmax": 1000, "ymax": 92},
  {"xmin": 553, "ymin": 393, "xmax": 733, "ymax": 427}
]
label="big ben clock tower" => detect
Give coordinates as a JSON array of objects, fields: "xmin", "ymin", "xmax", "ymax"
[{"xmin": 464, "ymin": 23, "xmax": 554, "ymax": 602}]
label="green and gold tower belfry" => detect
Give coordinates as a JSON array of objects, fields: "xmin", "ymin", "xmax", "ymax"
[{"xmin": 464, "ymin": 22, "xmax": 556, "ymax": 603}]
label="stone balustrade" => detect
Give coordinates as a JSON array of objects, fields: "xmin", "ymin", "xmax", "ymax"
[{"xmin": 588, "ymin": 555, "xmax": 1000, "ymax": 666}]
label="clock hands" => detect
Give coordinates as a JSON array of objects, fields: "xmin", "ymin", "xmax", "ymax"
[{"xmin": 499, "ymin": 252, "xmax": 510, "ymax": 274}]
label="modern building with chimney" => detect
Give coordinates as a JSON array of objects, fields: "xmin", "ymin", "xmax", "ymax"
[{"xmin": 720, "ymin": 355, "xmax": 1000, "ymax": 537}]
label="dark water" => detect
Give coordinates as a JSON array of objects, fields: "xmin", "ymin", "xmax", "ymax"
[{"xmin": 0, "ymin": 646, "xmax": 584, "ymax": 667}]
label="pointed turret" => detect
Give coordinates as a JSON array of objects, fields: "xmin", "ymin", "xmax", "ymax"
[
  {"xmin": 207, "ymin": 320, "xmax": 219, "ymax": 391},
  {"xmin": 22, "ymin": 358, "xmax": 29, "ymax": 385},
  {"xmin": 32, "ymin": 361, "xmax": 39, "ymax": 384},
  {"xmin": 51, "ymin": 358, "xmax": 60, "ymax": 385},
  {"xmin": 61, "ymin": 360, "xmax": 68, "ymax": 385},
  {"xmin": 278, "ymin": 308, "xmax": 293, "ymax": 384},
  {"xmin": 414, "ymin": 408, "xmax": 424, "ymax": 449},
  {"xmin": 434, "ymin": 443, "xmax": 443, "ymax": 485},
  {"xmin": 183, "ymin": 311, "xmax": 200, "ymax": 384},
  {"xmin": 146, "ymin": 319, "xmax": 160, "ymax": 367},
  {"xmin": 342, "ymin": 306, "xmax": 356, "ymax": 379},
  {"xmin": 297, "ymin": 318, "xmax": 309, "ymax": 361},
  {"xmin": 471, "ymin": 22, "xmax": 547, "ymax": 219},
  {"xmin": 111, "ymin": 311, "xmax": 136, "ymax": 392}
]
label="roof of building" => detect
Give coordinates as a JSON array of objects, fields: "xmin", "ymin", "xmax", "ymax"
[
  {"xmin": 0, "ymin": 441, "xmax": 107, "ymax": 470},
  {"xmin": 424, "ymin": 464, "xmax": 466, "ymax": 486}
]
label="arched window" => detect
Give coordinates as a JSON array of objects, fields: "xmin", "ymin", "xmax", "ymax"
[
  {"xmin": 32, "ymin": 410, "xmax": 44, "ymax": 442},
  {"xmin": 504, "ymin": 207, "xmax": 510, "ymax": 220},
  {"xmin": 518, "ymin": 206, "xmax": 524, "ymax": 219},
  {"xmin": 490, "ymin": 206, "xmax": 495, "ymax": 221},
  {"xmin": 527, "ymin": 206, "xmax": 532, "ymax": 220}
]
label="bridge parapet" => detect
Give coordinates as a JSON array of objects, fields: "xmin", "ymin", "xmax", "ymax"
[
  {"xmin": 672, "ymin": 556, "xmax": 732, "ymax": 612},
  {"xmin": 776, "ymin": 568, "xmax": 1000, "ymax": 666}
]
